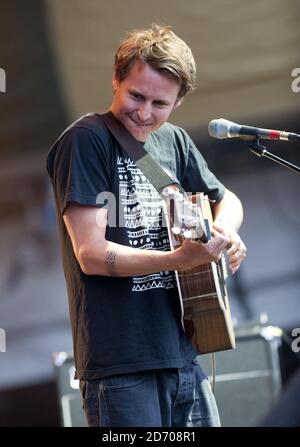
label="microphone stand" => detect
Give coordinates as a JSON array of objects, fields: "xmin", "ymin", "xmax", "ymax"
[{"xmin": 249, "ymin": 139, "xmax": 300, "ymax": 174}]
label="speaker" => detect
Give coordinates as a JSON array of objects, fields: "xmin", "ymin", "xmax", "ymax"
[
  {"xmin": 197, "ymin": 324, "xmax": 283, "ymax": 427},
  {"xmin": 52, "ymin": 352, "xmax": 87, "ymax": 427}
]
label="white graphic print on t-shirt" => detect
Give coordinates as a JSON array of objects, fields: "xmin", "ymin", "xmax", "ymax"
[{"xmin": 117, "ymin": 155, "xmax": 175, "ymax": 292}]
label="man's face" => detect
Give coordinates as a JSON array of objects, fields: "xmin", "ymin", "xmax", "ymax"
[{"xmin": 110, "ymin": 61, "xmax": 182, "ymax": 142}]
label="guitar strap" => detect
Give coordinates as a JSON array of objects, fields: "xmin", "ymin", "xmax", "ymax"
[{"xmin": 99, "ymin": 111, "xmax": 185, "ymax": 195}]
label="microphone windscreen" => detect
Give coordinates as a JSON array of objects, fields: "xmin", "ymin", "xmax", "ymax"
[
  {"xmin": 208, "ymin": 118, "xmax": 240, "ymax": 139},
  {"xmin": 208, "ymin": 118, "xmax": 229, "ymax": 138}
]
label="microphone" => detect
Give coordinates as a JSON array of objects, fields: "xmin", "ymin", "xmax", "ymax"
[{"xmin": 208, "ymin": 118, "xmax": 300, "ymax": 142}]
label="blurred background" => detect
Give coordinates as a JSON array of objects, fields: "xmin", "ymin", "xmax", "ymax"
[{"xmin": 0, "ymin": 0, "xmax": 299, "ymax": 427}]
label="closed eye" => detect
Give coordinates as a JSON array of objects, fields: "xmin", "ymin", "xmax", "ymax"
[
  {"xmin": 129, "ymin": 91, "xmax": 143, "ymax": 100},
  {"xmin": 129, "ymin": 90, "xmax": 169, "ymax": 107},
  {"xmin": 154, "ymin": 100, "xmax": 169, "ymax": 107}
]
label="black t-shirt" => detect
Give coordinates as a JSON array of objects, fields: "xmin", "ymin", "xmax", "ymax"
[{"xmin": 47, "ymin": 113, "xmax": 225, "ymax": 380}]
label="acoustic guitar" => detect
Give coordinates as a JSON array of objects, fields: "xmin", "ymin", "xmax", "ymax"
[{"xmin": 162, "ymin": 186, "xmax": 236, "ymax": 354}]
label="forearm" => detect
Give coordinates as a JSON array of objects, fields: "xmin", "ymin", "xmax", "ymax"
[
  {"xmin": 212, "ymin": 188, "xmax": 243, "ymax": 231},
  {"xmin": 68, "ymin": 203, "xmax": 231, "ymax": 277},
  {"xmin": 78, "ymin": 239, "xmax": 176, "ymax": 277},
  {"xmin": 77, "ymin": 235, "xmax": 230, "ymax": 277}
]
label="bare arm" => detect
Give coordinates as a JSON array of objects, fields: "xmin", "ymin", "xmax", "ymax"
[
  {"xmin": 211, "ymin": 188, "xmax": 247, "ymax": 273},
  {"xmin": 212, "ymin": 188, "xmax": 243, "ymax": 231},
  {"xmin": 63, "ymin": 202, "xmax": 229, "ymax": 277}
]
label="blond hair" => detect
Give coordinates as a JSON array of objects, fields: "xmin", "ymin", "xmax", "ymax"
[{"xmin": 114, "ymin": 24, "xmax": 196, "ymax": 99}]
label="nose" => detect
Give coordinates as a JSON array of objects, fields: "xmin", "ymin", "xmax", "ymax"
[{"xmin": 137, "ymin": 102, "xmax": 152, "ymax": 122}]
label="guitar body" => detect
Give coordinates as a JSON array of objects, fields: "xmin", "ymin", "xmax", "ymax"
[
  {"xmin": 177, "ymin": 259, "xmax": 236, "ymax": 354},
  {"xmin": 163, "ymin": 190, "xmax": 235, "ymax": 354}
]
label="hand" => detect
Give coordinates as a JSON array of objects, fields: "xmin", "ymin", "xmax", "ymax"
[
  {"xmin": 213, "ymin": 220, "xmax": 247, "ymax": 274},
  {"xmin": 172, "ymin": 229, "xmax": 230, "ymax": 271}
]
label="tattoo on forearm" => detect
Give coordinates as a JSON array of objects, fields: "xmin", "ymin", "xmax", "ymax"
[{"xmin": 105, "ymin": 249, "xmax": 119, "ymax": 276}]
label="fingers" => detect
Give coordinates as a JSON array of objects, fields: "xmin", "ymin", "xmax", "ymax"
[
  {"xmin": 212, "ymin": 223, "xmax": 232, "ymax": 246},
  {"xmin": 212, "ymin": 223, "xmax": 227, "ymax": 236},
  {"xmin": 178, "ymin": 229, "xmax": 246, "ymax": 272},
  {"xmin": 211, "ymin": 235, "xmax": 229, "ymax": 250},
  {"xmin": 227, "ymin": 240, "xmax": 241, "ymax": 257},
  {"xmin": 180, "ymin": 236, "xmax": 228, "ymax": 267},
  {"xmin": 213, "ymin": 223, "xmax": 247, "ymax": 274},
  {"xmin": 227, "ymin": 241, "xmax": 247, "ymax": 274},
  {"xmin": 206, "ymin": 235, "xmax": 230, "ymax": 262},
  {"xmin": 211, "ymin": 228, "xmax": 230, "ymax": 246}
]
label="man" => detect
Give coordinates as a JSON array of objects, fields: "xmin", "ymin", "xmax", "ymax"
[{"xmin": 47, "ymin": 24, "xmax": 246, "ymax": 427}]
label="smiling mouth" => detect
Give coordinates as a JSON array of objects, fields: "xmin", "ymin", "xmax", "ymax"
[{"xmin": 129, "ymin": 117, "xmax": 152, "ymax": 127}]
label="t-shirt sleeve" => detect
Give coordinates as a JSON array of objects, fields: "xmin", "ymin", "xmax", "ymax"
[
  {"xmin": 181, "ymin": 130, "xmax": 225, "ymax": 203},
  {"xmin": 47, "ymin": 127, "xmax": 112, "ymax": 215}
]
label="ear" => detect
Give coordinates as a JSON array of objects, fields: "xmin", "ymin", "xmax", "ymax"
[
  {"xmin": 112, "ymin": 72, "xmax": 119, "ymax": 91},
  {"xmin": 174, "ymin": 97, "xmax": 183, "ymax": 109}
]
